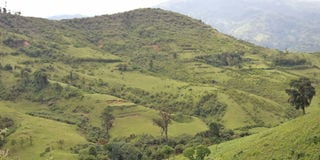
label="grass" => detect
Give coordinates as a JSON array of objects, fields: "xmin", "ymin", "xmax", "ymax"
[
  {"xmin": 208, "ymin": 106, "xmax": 320, "ymax": 160},
  {"xmin": 0, "ymin": 102, "xmax": 88, "ymax": 160},
  {"xmin": 110, "ymin": 105, "xmax": 208, "ymax": 138},
  {"xmin": 174, "ymin": 106, "xmax": 320, "ymax": 160},
  {"xmin": 64, "ymin": 46, "xmax": 120, "ymax": 60}
]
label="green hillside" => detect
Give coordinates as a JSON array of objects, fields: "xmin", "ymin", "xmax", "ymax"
[
  {"xmin": 0, "ymin": 8, "xmax": 319, "ymax": 159},
  {"xmin": 207, "ymin": 106, "xmax": 320, "ymax": 160}
]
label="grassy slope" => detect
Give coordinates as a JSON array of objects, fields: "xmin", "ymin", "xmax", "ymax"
[
  {"xmin": 110, "ymin": 105, "xmax": 208, "ymax": 138},
  {"xmin": 208, "ymin": 107, "xmax": 320, "ymax": 160},
  {"xmin": 0, "ymin": 95, "xmax": 207, "ymax": 159},
  {"xmin": 0, "ymin": 101, "xmax": 87, "ymax": 160},
  {"xmin": 204, "ymin": 90, "xmax": 320, "ymax": 160},
  {"xmin": 175, "ymin": 104, "xmax": 320, "ymax": 160}
]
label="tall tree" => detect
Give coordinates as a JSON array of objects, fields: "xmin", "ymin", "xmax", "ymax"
[
  {"xmin": 286, "ymin": 77, "xmax": 316, "ymax": 114},
  {"xmin": 153, "ymin": 111, "xmax": 171, "ymax": 141}
]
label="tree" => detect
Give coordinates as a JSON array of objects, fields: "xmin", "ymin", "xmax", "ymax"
[
  {"xmin": 286, "ymin": 77, "xmax": 316, "ymax": 114},
  {"xmin": 183, "ymin": 145, "xmax": 211, "ymax": 160},
  {"xmin": 32, "ymin": 70, "xmax": 49, "ymax": 90},
  {"xmin": 153, "ymin": 111, "xmax": 171, "ymax": 141},
  {"xmin": 101, "ymin": 108, "xmax": 115, "ymax": 136}
]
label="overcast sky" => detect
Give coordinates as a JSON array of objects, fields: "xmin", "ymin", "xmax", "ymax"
[{"xmin": 1, "ymin": 0, "xmax": 170, "ymax": 18}]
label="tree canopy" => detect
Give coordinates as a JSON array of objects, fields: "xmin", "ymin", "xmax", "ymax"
[
  {"xmin": 183, "ymin": 145, "xmax": 211, "ymax": 160},
  {"xmin": 285, "ymin": 77, "xmax": 316, "ymax": 114}
]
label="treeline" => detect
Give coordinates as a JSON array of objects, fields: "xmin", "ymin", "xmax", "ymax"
[
  {"xmin": 75, "ymin": 121, "xmax": 235, "ymax": 160},
  {"xmin": 195, "ymin": 51, "xmax": 247, "ymax": 67}
]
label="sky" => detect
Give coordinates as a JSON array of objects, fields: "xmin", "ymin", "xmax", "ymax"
[
  {"xmin": 2, "ymin": 0, "xmax": 319, "ymax": 18},
  {"xmin": 1, "ymin": 0, "xmax": 170, "ymax": 18}
]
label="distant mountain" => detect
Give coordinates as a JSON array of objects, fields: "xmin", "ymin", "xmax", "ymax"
[
  {"xmin": 159, "ymin": 0, "xmax": 320, "ymax": 52},
  {"xmin": 48, "ymin": 14, "xmax": 84, "ymax": 20}
]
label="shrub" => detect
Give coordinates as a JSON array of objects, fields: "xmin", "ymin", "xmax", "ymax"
[
  {"xmin": 273, "ymin": 57, "xmax": 307, "ymax": 67},
  {"xmin": 3, "ymin": 64, "xmax": 12, "ymax": 71}
]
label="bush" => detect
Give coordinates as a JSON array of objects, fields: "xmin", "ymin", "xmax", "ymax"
[
  {"xmin": 195, "ymin": 52, "xmax": 247, "ymax": 67},
  {"xmin": 0, "ymin": 116, "xmax": 14, "ymax": 129},
  {"xmin": 3, "ymin": 64, "xmax": 13, "ymax": 71}
]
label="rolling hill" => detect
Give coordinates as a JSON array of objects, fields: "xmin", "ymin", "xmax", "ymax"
[
  {"xmin": 175, "ymin": 104, "xmax": 320, "ymax": 160},
  {"xmin": 208, "ymin": 105, "xmax": 320, "ymax": 160},
  {"xmin": 0, "ymin": 8, "xmax": 319, "ymax": 159},
  {"xmin": 159, "ymin": 0, "xmax": 320, "ymax": 52}
]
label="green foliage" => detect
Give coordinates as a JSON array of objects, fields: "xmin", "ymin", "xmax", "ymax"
[
  {"xmin": 101, "ymin": 108, "xmax": 115, "ymax": 136},
  {"xmin": 77, "ymin": 118, "xmax": 107, "ymax": 143},
  {"xmin": 3, "ymin": 64, "xmax": 12, "ymax": 71},
  {"xmin": 183, "ymin": 145, "xmax": 211, "ymax": 160},
  {"xmin": 0, "ymin": 116, "xmax": 14, "ymax": 130},
  {"xmin": 193, "ymin": 94, "xmax": 226, "ymax": 121},
  {"xmin": 195, "ymin": 52, "xmax": 246, "ymax": 67},
  {"xmin": 3, "ymin": 37, "xmax": 26, "ymax": 48},
  {"xmin": 195, "ymin": 122, "xmax": 235, "ymax": 145},
  {"xmin": 159, "ymin": 145, "xmax": 174, "ymax": 158},
  {"xmin": 273, "ymin": 57, "xmax": 308, "ymax": 67},
  {"xmin": 285, "ymin": 77, "xmax": 316, "ymax": 114},
  {"xmin": 0, "ymin": 116, "xmax": 15, "ymax": 147},
  {"xmin": 18, "ymin": 44, "xmax": 59, "ymax": 59},
  {"xmin": 32, "ymin": 70, "xmax": 49, "ymax": 90},
  {"xmin": 106, "ymin": 142, "xmax": 143, "ymax": 160}
]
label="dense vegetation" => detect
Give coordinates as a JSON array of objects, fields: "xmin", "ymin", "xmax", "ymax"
[{"xmin": 0, "ymin": 8, "xmax": 319, "ymax": 160}]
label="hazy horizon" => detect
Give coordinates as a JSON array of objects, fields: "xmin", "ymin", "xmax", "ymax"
[
  {"xmin": 0, "ymin": 0, "xmax": 170, "ymax": 18},
  {"xmin": 1, "ymin": 0, "xmax": 320, "ymax": 18}
]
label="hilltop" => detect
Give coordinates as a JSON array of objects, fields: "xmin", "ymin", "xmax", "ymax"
[{"xmin": 0, "ymin": 8, "xmax": 319, "ymax": 159}]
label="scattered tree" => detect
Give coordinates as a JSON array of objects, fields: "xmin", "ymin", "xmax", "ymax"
[
  {"xmin": 286, "ymin": 77, "xmax": 316, "ymax": 114},
  {"xmin": 153, "ymin": 111, "xmax": 171, "ymax": 141}
]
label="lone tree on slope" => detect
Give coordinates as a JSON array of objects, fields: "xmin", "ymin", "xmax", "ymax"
[
  {"xmin": 286, "ymin": 77, "xmax": 316, "ymax": 114},
  {"xmin": 153, "ymin": 111, "xmax": 171, "ymax": 141}
]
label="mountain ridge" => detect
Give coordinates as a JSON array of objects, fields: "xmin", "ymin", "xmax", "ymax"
[{"xmin": 159, "ymin": 0, "xmax": 320, "ymax": 52}]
